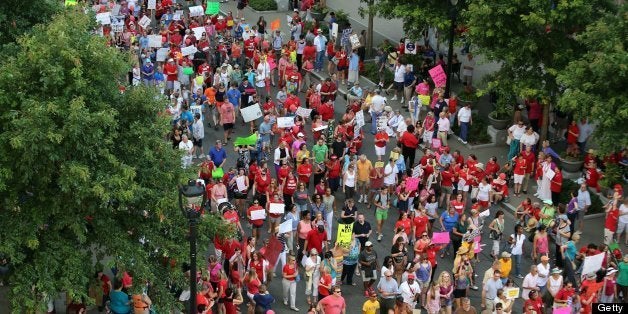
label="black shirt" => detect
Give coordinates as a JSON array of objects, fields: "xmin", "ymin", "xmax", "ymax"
[
  {"xmin": 341, "ymin": 204, "xmax": 358, "ymax": 224},
  {"xmin": 331, "ymin": 140, "xmax": 346, "ymax": 159},
  {"xmin": 353, "ymin": 221, "xmax": 371, "ymax": 243}
]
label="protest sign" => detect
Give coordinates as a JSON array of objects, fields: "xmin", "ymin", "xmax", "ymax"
[
  {"xmin": 429, "ymin": 65, "xmax": 447, "ymax": 87},
  {"xmin": 405, "ymin": 39, "xmax": 417, "ymax": 55},
  {"xmin": 240, "ymin": 104, "xmax": 263, "ymax": 122},
  {"xmin": 278, "ymin": 220, "xmax": 292, "ymax": 234},
  {"xmin": 432, "ymin": 232, "xmax": 450, "ymax": 244},
  {"xmin": 205, "ymin": 2, "xmax": 220, "ymax": 15},
  {"xmin": 504, "ymin": 287, "xmax": 520, "ymax": 299},
  {"xmin": 192, "ymin": 27, "xmax": 206, "ymax": 40},
  {"xmin": 233, "ymin": 133, "xmax": 258, "ymax": 146},
  {"xmin": 148, "ymin": 35, "xmax": 162, "ymax": 48},
  {"xmin": 349, "ymin": 34, "xmax": 361, "ymax": 49},
  {"xmin": 269, "ymin": 203, "xmax": 285, "ymax": 215},
  {"xmin": 553, "ymin": 307, "xmax": 570, "ymax": 314},
  {"xmin": 406, "ymin": 178, "xmax": 419, "ymax": 192},
  {"xmin": 138, "ymin": 16, "xmax": 151, "ymax": 29},
  {"xmin": 418, "ymin": 94, "xmax": 431, "ymax": 106},
  {"xmin": 295, "ymin": 107, "xmax": 312, "ymax": 118},
  {"xmin": 336, "ymin": 223, "xmax": 353, "ymax": 246},
  {"xmin": 173, "ymin": 10, "xmax": 184, "ymax": 20},
  {"xmin": 188, "ymin": 6, "xmax": 204, "ymax": 17},
  {"xmin": 147, "ymin": 0, "xmax": 156, "ymax": 10},
  {"xmin": 190, "ymin": 106, "xmax": 203, "ymax": 121},
  {"xmin": 331, "ymin": 23, "xmax": 339, "ymax": 38},
  {"xmin": 354, "ymin": 110, "xmax": 365, "ymax": 130},
  {"xmin": 95, "ymin": 12, "xmax": 111, "ymax": 25},
  {"xmin": 581, "ymin": 252, "xmax": 604, "ymax": 277},
  {"xmin": 313, "ymin": 125, "xmax": 328, "ymax": 131},
  {"xmin": 181, "ymin": 46, "xmax": 198, "ymax": 56},
  {"xmin": 270, "ymin": 19, "xmax": 280, "ymax": 31},
  {"xmin": 251, "ymin": 209, "xmax": 266, "ymax": 220},
  {"xmin": 156, "ymin": 48, "xmax": 169, "ymax": 62},
  {"xmin": 183, "ymin": 67, "xmax": 194, "ymax": 75},
  {"xmin": 412, "ymin": 165, "xmax": 422, "ymax": 178},
  {"xmin": 111, "ymin": 16, "xmax": 125, "ymax": 33},
  {"xmin": 277, "ymin": 117, "xmax": 295, "ymax": 128}
]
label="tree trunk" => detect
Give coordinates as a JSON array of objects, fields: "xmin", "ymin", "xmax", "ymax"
[
  {"xmin": 539, "ymin": 98, "xmax": 551, "ymax": 148},
  {"xmin": 366, "ymin": 0, "xmax": 374, "ymax": 58}
]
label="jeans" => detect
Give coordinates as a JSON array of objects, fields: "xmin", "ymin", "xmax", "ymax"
[
  {"xmin": 512, "ymin": 253, "xmax": 522, "ymax": 276},
  {"xmin": 315, "ymin": 51, "xmax": 325, "ymax": 71},
  {"xmin": 459, "ymin": 122, "xmax": 470, "ymax": 141},
  {"xmin": 325, "ymin": 211, "xmax": 334, "ymax": 241},
  {"xmin": 296, "ymin": 203, "xmax": 309, "ymax": 213},
  {"xmin": 282, "ymin": 278, "xmax": 297, "ymax": 308},
  {"xmin": 370, "ymin": 111, "xmax": 382, "ymax": 134}
]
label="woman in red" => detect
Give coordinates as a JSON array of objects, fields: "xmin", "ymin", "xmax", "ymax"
[
  {"xmin": 395, "ymin": 211, "xmax": 413, "ymax": 239},
  {"xmin": 399, "ymin": 125, "xmax": 420, "ymax": 168},
  {"xmin": 266, "ymin": 192, "xmax": 284, "ymax": 238},
  {"xmin": 566, "ymin": 120, "xmax": 579, "ymax": 145},
  {"xmin": 513, "ymin": 153, "xmax": 527, "ymax": 196},
  {"xmin": 248, "ymin": 252, "xmax": 270, "ymax": 284},
  {"xmin": 282, "ymin": 171, "xmax": 298, "ymax": 210},
  {"xmin": 243, "ymin": 269, "xmax": 261, "ymax": 303},
  {"xmin": 253, "ymin": 164, "xmax": 271, "ymax": 207},
  {"xmin": 326, "ymin": 41, "xmax": 335, "ymax": 75},
  {"xmin": 297, "ymin": 157, "xmax": 313, "ymax": 187},
  {"xmin": 450, "ymin": 193, "xmax": 465, "ymax": 215},
  {"xmin": 336, "ymin": 49, "xmax": 348, "ymax": 85},
  {"xmin": 522, "ymin": 290, "xmax": 544, "ymax": 314}
]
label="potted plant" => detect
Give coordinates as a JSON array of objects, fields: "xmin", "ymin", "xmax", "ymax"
[
  {"xmin": 488, "ymin": 91, "xmax": 513, "ymax": 130},
  {"xmin": 559, "ymin": 151, "xmax": 584, "ymax": 173},
  {"xmin": 310, "ymin": 3, "xmax": 329, "ymax": 22},
  {"xmin": 599, "ymin": 163, "xmax": 623, "ymax": 195}
]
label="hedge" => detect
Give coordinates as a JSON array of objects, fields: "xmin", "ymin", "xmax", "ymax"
[{"xmin": 249, "ymin": 0, "xmax": 277, "ymax": 11}]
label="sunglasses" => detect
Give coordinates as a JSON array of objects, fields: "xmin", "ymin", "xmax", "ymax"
[{"xmin": 334, "ymin": 290, "xmax": 342, "ymax": 293}]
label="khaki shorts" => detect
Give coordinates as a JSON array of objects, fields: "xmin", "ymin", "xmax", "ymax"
[{"xmin": 357, "ymin": 180, "xmax": 369, "ymax": 189}]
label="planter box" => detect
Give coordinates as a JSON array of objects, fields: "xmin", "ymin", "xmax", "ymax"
[
  {"xmin": 311, "ymin": 11, "xmax": 328, "ymax": 22},
  {"xmin": 487, "ymin": 125, "xmax": 508, "ymax": 146},
  {"xmin": 560, "ymin": 159, "xmax": 584, "ymax": 173},
  {"xmin": 488, "ymin": 114, "xmax": 510, "ymax": 130}
]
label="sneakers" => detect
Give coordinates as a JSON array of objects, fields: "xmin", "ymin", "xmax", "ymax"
[
  {"xmin": 377, "ymin": 233, "xmax": 383, "ymax": 241},
  {"xmin": 358, "ymin": 195, "xmax": 364, "ymax": 203},
  {"xmin": 400, "ymin": 97, "xmax": 404, "ymax": 104},
  {"xmin": 391, "ymin": 95, "xmax": 397, "ymax": 101},
  {"xmin": 516, "ymin": 274, "xmax": 524, "ymax": 279},
  {"xmin": 363, "ymin": 195, "xmax": 368, "ymax": 204},
  {"xmin": 462, "ymin": 140, "xmax": 468, "ymax": 144},
  {"xmin": 471, "ymin": 285, "xmax": 479, "ymax": 290},
  {"xmin": 284, "ymin": 301, "xmax": 288, "ymax": 306},
  {"xmin": 291, "ymin": 307, "xmax": 300, "ymax": 312}
]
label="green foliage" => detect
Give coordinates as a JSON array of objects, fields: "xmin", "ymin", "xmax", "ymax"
[
  {"xmin": 489, "ymin": 86, "xmax": 515, "ymax": 120},
  {"xmin": 451, "ymin": 113, "xmax": 491, "ymax": 145},
  {"xmin": 599, "ymin": 163, "xmax": 623, "ymax": 190},
  {"xmin": 464, "ymin": 0, "xmax": 615, "ymax": 100},
  {"xmin": 333, "ymin": 10, "xmax": 350, "ymax": 27},
  {"xmin": 0, "ymin": 11, "xmax": 230, "ymax": 312},
  {"xmin": 249, "ymin": 0, "xmax": 277, "ymax": 11},
  {"xmin": 376, "ymin": 0, "xmax": 458, "ymax": 35},
  {"xmin": 363, "ymin": 62, "xmax": 393, "ymax": 86},
  {"xmin": 558, "ymin": 180, "xmax": 604, "ymax": 215},
  {"xmin": 0, "ymin": 0, "xmax": 60, "ymax": 51},
  {"xmin": 556, "ymin": 7, "xmax": 628, "ymax": 156}
]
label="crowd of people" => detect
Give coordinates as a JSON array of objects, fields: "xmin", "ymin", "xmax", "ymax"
[{"xmin": 78, "ymin": 0, "xmax": 628, "ymax": 314}]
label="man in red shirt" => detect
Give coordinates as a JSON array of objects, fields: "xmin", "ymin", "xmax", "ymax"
[
  {"xmin": 284, "ymin": 93, "xmax": 301, "ymax": 114},
  {"xmin": 244, "ymin": 37, "xmax": 256, "ymax": 61},
  {"xmin": 247, "ymin": 199, "xmax": 265, "ymax": 240},
  {"xmin": 318, "ymin": 99, "xmax": 335, "ymax": 121},
  {"xmin": 164, "ymin": 58, "xmax": 178, "ymax": 92},
  {"xmin": 550, "ymin": 166, "xmax": 563, "ymax": 206},
  {"xmin": 603, "ymin": 197, "xmax": 621, "ymax": 245},
  {"xmin": 320, "ymin": 78, "xmax": 337, "ymax": 102},
  {"xmin": 485, "ymin": 157, "xmax": 500, "ymax": 179},
  {"xmin": 513, "ymin": 154, "xmax": 528, "ymax": 196},
  {"xmin": 399, "ymin": 125, "xmax": 419, "ymax": 168},
  {"xmin": 304, "ymin": 221, "xmax": 327, "ymax": 257}
]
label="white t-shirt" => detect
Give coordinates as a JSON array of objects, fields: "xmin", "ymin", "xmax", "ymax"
[
  {"xmin": 508, "ymin": 125, "xmax": 527, "ymax": 140},
  {"xmin": 519, "ymin": 132, "xmax": 539, "ymax": 147},
  {"xmin": 510, "ymin": 233, "xmax": 526, "ymax": 255},
  {"xmin": 536, "ymin": 262, "xmax": 550, "ymax": 287},
  {"xmin": 619, "ymin": 203, "xmax": 628, "ymax": 224},
  {"xmin": 179, "ymin": 140, "xmax": 193, "ymax": 154},
  {"xmin": 458, "ymin": 107, "xmax": 472, "ymax": 123},
  {"xmin": 384, "ymin": 163, "xmax": 398, "ymax": 185},
  {"xmin": 478, "ymin": 183, "xmax": 491, "ymax": 201},
  {"xmin": 394, "ymin": 65, "xmax": 406, "ymax": 83},
  {"xmin": 521, "ymin": 273, "xmax": 539, "ymax": 300},
  {"xmin": 437, "ymin": 118, "xmax": 450, "ymax": 132},
  {"xmin": 371, "ymin": 95, "xmax": 386, "ymax": 113}
]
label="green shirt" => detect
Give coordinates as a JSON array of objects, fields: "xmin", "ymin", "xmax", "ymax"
[
  {"xmin": 617, "ymin": 261, "xmax": 628, "ymax": 286},
  {"xmin": 312, "ymin": 144, "xmax": 328, "ymax": 163},
  {"xmin": 539, "ymin": 205, "xmax": 555, "ymax": 226}
]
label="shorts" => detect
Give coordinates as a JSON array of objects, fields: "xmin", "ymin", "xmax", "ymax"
[
  {"xmin": 376, "ymin": 209, "xmax": 388, "ymax": 221},
  {"xmin": 604, "ymin": 228, "xmax": 614, "ymax": 244},
  {"xmin": 394, "ymin": 81, "xmax": 404, "ymax": 91},
  {"xmin": 514, "ymin": 174, "xmax": 524, "ymax": 184},
  {"xmin": 327, "ymin": 55, "xmax": 334, "ymax": 61},
  {"xmin": 453, "ymin": 288, "xmax": 467, "ymax": 298},
  {"xmin": 193, "ymin": 138, "xmax": 203, "ymax": 147},
  {"xmin": 357, "ymin": 180, "xmax": 369, "ymax": 189},
  {"xmin": 362, "ymin": 270, "xmax": 377, "ymax": 281},
  {"xmin": 251, "ymin": 223, "xmax": 263, "ymax": 229},
  {"xmin": 441, "ymin": 186, "xmax": 453, "ymax": 195},
  {"xmin": 617, "ymin": 221, "xmax": 628, "ymax": 234},
  {"xmin": 223, "ymin": 123, "xmax": 234, "ymax": 131},
  {"xmin": 166, "ymin": 80, "xmax": 174, "ymax": 90},
  {"xmin": 478, "ymin": 200, "xmax": 489, "ymax": 208},
  {"xmin": 269, "ymin": 216, "xmax": 282, "ymax": 224},
  {"xmin": 375, "ymin": 146, "xmax": 386, "ymax": 156},
  {"xmin": 337, "ymin": 65, "xmax": 348, "ymax": 71}
]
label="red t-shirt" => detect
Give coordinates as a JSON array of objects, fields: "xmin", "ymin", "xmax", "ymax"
[
  {"xmin": 247, "ymin": 277, "xmax": 261, "ymax": 294},
  {"xmin": 413, "ymin": 215, "xmax": 429, "ymax": 237},
  {"xmin": 400, "ymin": 131, "xmax": 419, "ymax": 149},
  {"xmin": 303, "ymin": 45, "xmax": 316, "ymax": 61},
  {"xmin": 450, "ymin": 200, "xmax": 465, "ymax": 215},
  {"xmin": 550, "ymin": 171, "xmax": 562, "ymax": 193},
  {"xmin": 306, "ymin": 229, "xmax": 327, "ymax": 253},
  {"xmin": 485, "ymin": 162, "xmax": 500, "ymax": 177},
  {"xmin": 318, "ymin": 295, "xmax": 346, "ymax": 314},
  {"xmin": 283, "ymin": 264, "xmax": 297, "ymax": 281},
  {"xmin": 374, "ymin": 132, "xmax": 389, "ymax": 148},
  {"xmin": 247, "ymin": 204, "xmax": 265, "ymax": 227},
  {"xmin": 326, "ymin": 160, "xmax": 341, "ymax": 179},
  {"xmin": 164, "ymin": 63, "xmax": 178, "ymax": 81},
  {"xmin": 605, "ymin": 208, "xmax": 619, "ymax": 232},
  {"xmin": 255, "ymin": 173, "xmax": 271, "ymax": 193},
  {"xmin": 297, "ymin": 163, "xmax": 313, "ymax": 184},
  {"xmin": 223, "ymin": 210, "xmax": 239, "ymax": 224},
  {"xmin": 522, "ymin": 151, "xmax": 535, "ymax": 174},
  {"xmin": 441, "ymin": 170, "xmax": 454, "ymax": 187},
  {"xmin": 101, "ymin": 274, "xmax": 111, "ymax": 295},
  {"xmin": 283, "ymin": 177, "xmax": 298, "ymax": 195},
  {"xmin": 318, "ymin": 273, "xmax": 332, "ymax": 296},
  {"xmin": 514, "ymin": 158, "xmax": 527, "ymax": 175},
  {"xmin": 395, "ymin": 218, "xmax": 412, "ymax": 236}
]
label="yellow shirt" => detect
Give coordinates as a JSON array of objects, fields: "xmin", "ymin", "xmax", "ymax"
[
  {"xmin": 499, "ymin": 258, "xmax": 512, "ymax": 278},
  {"xmin": 362, "ymin": 299, "xmax": 380, "ymax": 314},
  {"xmin": 357, "ymin": 160, "xmax": 373, "ymax": 181}
]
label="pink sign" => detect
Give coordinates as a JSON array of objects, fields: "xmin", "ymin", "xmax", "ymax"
[
  {"xmin": 429, "ymin": 65, "xmax": 447, "ymax": 87},
  {"xmin": 552, "ymin": 307, "xmax": 570, "ymax": 314},
  {"xmin": 406, "ymin": 178, "xmax": 420, "ymax": 192},
  {"xmin": 432, "ymin": 232, "xmax": 450, "ymax": 244}
]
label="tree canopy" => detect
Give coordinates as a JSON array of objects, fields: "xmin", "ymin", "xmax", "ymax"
[
  {"xmin": 0, "ymin": 0, "xmax": 60, "ymax": 52},
  {"xmin": 556, "ymin": 7, "xmax": 628, "ymax": 155},
  {"xmin": 0, "ymin": 9, "xmax": 229, "ymax": 311},
  {"xmin": 376, "ymin": 0, "xmax": 459, "ymax": 38}
]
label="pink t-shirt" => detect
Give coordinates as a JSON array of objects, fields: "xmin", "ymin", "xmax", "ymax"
[
  {"xmin": 318, "ymin": 295, "xmax": 346, "ymax": 314},
  {"xmin": 219, "ymin": 102, "xmax": 235, "ymax": 124}
]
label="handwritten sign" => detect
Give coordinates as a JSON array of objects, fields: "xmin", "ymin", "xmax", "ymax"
[
  {"xmin": 95, "ymin": 12, "xmax": 111, "ymax": 25},
  {"xmin": 205, "ymin": 2, "xmax": 220, "ymax": 15},
  {"xmin": 429, "ymin": 65, "xmax": 446, "ymax": 87},
  {"xmin": 505, "ymin": 287, "xmax": 520, "ymax": 299},
  {"xmin": 156, "ymin": 48, "xmax": 169, "ymax": 62},
  {"xmin": 269, "ymin": 203, "xmax": 285, "ymax": 214},
  {"xmin": 295, "ymin": 107, "xmax": 312, "ymax": 118},
  {"xmin": 406, "ymin": 178, "xmax": 419, "ymax": 192},
  {"xmin": 270, "ymin": 19, "xmax": 280, "ymax": 31},
  {"xmin": 412, "ymin": 165, "xmax": 422, "ymax": 178},
  {"xmin": 148, "ymin": 0, "xmax": 156, "ymax": 10},
  {"xmin": 240, "ymin": 104, "xmax": 263, "ymax": 122},
  {"xmin": 192, "ymin": 26, "xmax": 206, "ymax": 40},
  {"xmin": 277, "ymin": 117, "xmax": 295, "ymax": 128},
  {"xmin": 148, "ymin": 35, "xmax": 162, "ymax": 48},
  {"xmin": 313, "ymin": 125, "xmax": 328, "ymax": 131},
  {"xmin": 349, "ymin": 34, "xmax": 361, "ymax": 49},
  {"xmin": 418, "ymin": 95, "xmax": 431, "ymax": 106},
  {"xmin": 188, "ymin": 5, "xmax": 204, "ymax": 17},
  {"xmin": 181, "ymin": 46, "xmax": 198, "ymax": 57},
  {"xmin": 111, "ymin": 17, "xmax": 125, "ymax": 33},
  {"xmin": 173, "ymin": 10, "xmax": 183, "ymax": 21},
  {"xmin": 331, "ymin": 23, "xmax": 339, "ymax": 38},
  {"xmin": 354, "ymin": 110, "xmax": 365, "ymax": 130},
  {"xmin": 432, "ymin": 232, "xmax": 450, "ymax": 244},
  {"xmin": 138, "ymin": 15, "xmax": 151, "ymax": 29},
  {"xmin": 251, "ymin": 209, "xmax": 266, "ymax": 220},
  {"xmin": 336, "ymin": 223, "xmax": 353, "ymax": 246}
]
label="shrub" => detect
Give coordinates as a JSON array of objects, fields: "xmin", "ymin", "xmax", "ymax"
[
  {"xmin": 249, "ymin": 0, "xmax": 277, "ymax": 11},
  {"xmin": 450, "ymin": 113, "xmax": 491, "ymax": 145},
  {"xmin": 362, "ymin": 62, "xmax": 393, "ymax": 86}
]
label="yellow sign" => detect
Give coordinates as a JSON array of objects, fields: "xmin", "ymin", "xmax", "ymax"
[
  {"xmin": 65, "ymin": 0, "xmax": 77, "ymax": 6},
  {"xmin": 505, "ymin": 287, "xmax": 520, "ymax": 299},
  {"xmin": 336, "ymin": 223, "xmax": 353, "ymax": 246},
  {"xmin": 419, "ymin": 95, "xmax": 431, "ymax": 106}
]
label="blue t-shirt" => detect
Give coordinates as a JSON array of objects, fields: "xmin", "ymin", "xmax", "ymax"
[
  {"xmin": 440, "ymin": 211, "xmax": 459, "ymax": 232},
  {"xmin": 227, "ymin": 88, "xmax": 242, "ymax": 107},
  {"xmin": 258, "ymin": 122, "xmax": 272, "ymax": 142},
  {"xmin": 253, "ymin": 293, "xmax": 274, "ymax": 312},
  {"xmin": 565, "ymin": 241, "xmax": 577, "ymax": 261},
  {"xmin": 209, "ymin": 147, "xmax": 227, "ymax": 166},
  {"xmin": 180, "ymin": 110, "xmax": 194, "ymax": 125},
  {"xmin": 109, "ymin": 291, "xmax": 131, "ymax": 314}
]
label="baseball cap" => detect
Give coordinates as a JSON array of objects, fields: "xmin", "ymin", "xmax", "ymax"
[
  {"xmin": 365, "ymin": 241, "xmax": 373, "ymax": 247},
  {"xmin": 297, "ymin": 132, "xmax": 304, "ymax": 137},
  {"xmin": 407, "ymin": 273, "xmax": 415, "ymax": 279}
]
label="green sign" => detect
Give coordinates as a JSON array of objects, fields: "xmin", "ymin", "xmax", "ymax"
[
  {"xmin": 205, "ymin": 2, "xmax": 220, "ymax": 15},
  {"xmin": 183, "ymin": 67, "xmax": 194, "ymax": 75}
]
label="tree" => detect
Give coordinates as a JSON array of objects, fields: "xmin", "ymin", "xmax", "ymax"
[
  {"xmin": 0, "ymin": 0, "xmax": 60, "ymax": 52},
  {"xmin": 464, "ymin": 0, "xmax": 616, "ymax": 142},
  {"xmin": 358, "ymin": 0, "xmax": 377, "ymax": 57},
  {"xmin": 556, "ymin": 7, "xmax": 628, "ymax": 155},
  {"xmin": 0, "ymin": 9, "xmax": 230, "ymax": 311},
  {"xmin": 376, "ymin": 0, "xmax": 454, "ymax": 35}
]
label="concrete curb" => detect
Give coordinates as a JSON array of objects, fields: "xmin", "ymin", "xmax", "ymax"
[{"xmin": 498, "ymin": 201, "xmax": 605, "ymax": 221}]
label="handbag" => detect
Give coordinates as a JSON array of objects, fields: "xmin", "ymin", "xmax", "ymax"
[{"xmin": 490, "ymin": 229, "xmax": 500, "ymax": 240}]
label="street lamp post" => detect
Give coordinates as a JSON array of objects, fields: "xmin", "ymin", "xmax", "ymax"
[
  {"xmin": 445, "ymin": 0, "xmax": 459, "ymax": 98},
  {"xmin": 179, "ymin": 180, "xmax": 206, "ymax": 314}
]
